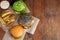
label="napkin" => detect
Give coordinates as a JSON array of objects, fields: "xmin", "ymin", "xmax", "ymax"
[{"xmin": 26, "ymin": 17, "xmax": 40, "ymax": 34}]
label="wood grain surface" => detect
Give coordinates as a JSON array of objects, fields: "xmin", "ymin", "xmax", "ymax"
[
  {"xmin": 24, "ymin": 0, "xmax": 60, "ymax": 40},
  {"xmin": 0, "ymin": 0, "xmax": 60, "ymax": 40}
]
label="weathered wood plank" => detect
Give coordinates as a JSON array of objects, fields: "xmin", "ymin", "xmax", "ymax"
[{"xmin": 0, "ymin": 0, "xmax": 60, "ymax": 40}]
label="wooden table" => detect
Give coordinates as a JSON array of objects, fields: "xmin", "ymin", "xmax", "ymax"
[{"xmin": 0, "ymin": 0, "xmax": 60, "ymax": 40}]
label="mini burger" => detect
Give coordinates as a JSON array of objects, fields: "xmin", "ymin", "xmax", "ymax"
[
  {"xmin": 10, "ymin": 25, "xmax": 24, "ymax": 38},
  {"xmin": 18, "ymin": 13, "xmax": 34, "ymax": 29}
]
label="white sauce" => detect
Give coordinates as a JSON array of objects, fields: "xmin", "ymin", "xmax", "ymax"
[{"xmin": 0, "ymin": 1, "xmax": 10, "ymax": 9}]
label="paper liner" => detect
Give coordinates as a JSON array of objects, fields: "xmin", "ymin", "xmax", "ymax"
[{"xmin": 2, "ymin": 17, "xmax": 40, "ymax": 40}]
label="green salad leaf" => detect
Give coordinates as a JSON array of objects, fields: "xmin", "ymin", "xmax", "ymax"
[
  {"xmin": 12, "ymin": 1, "xmax": 27, "ymax": 13},
  {"xmin": 14, "ymin": 37, "xmax": 22, "ymax": 40}
]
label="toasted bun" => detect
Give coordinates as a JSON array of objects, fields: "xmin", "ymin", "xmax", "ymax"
[
  {"xmin": 18, "ymin": 13, "xmax": 34, "ymax": 29},
  {"xmin": 10, "ymin": 25, "xmax": 24, "ymax": 38}
]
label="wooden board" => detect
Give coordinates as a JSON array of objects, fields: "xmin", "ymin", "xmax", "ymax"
[
  {"xmin": 0, "ymin": 28, "xmax": 5, "ymax": 40},
  {"xmin": 24, "ymin": 0, "xmax": 60, "ymax": 40},
  {"xmin": 0, "ymin": 0, "xmax": 60, "ymax": 40}
]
